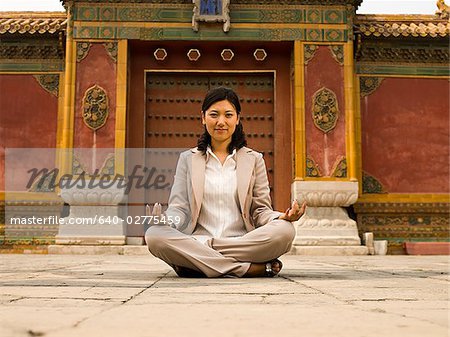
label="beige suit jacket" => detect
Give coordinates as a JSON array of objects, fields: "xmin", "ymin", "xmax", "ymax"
[{"xmin": 165, "ymin": 146, "xmax": 282, "ymax": 235}]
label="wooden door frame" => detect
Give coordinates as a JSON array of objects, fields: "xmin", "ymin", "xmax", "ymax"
[
  {"xmin": 142, "ymin": 69, "xmax": 287, "ymax": 204},
  {"xmin": 127, "ymin": 41, "xmax": 293, "ymax": 236}
]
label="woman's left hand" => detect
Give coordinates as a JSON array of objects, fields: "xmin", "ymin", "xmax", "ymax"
[{"xmin": 278, "ymin": 200, "xmax": 306, "ymax": 222}]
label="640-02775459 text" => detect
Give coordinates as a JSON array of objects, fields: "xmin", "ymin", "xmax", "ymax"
[{"xmin": 8, "ymin": 215, "xmax": 182, "ymax": 226}]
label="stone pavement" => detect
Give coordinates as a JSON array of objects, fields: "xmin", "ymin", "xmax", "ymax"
[{"xmin": 0, "ymin": 254, "xmax": 448, "ymax": 337}]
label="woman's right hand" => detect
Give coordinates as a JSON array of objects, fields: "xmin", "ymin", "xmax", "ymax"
[{"xmin": 146, "ymin": 203, "xmax": 162, "ymax": 224}]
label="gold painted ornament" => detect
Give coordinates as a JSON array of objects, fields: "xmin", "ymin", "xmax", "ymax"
[
  {"xmin": 82, "ymin": 84, "xmax": 109, "ymax": 131},
  {"xmin": 312, "ymin": 87, "xmax": 339, "ymax": 133}
]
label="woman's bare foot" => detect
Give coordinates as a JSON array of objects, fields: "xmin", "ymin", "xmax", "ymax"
[{"xmin": 243, "ymin": 259, "xmax": 283, "ymax": 277}]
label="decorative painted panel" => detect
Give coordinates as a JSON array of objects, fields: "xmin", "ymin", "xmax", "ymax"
[
  {"xmin": 306, "ymin": 156, "xmax": 321, "ymax": 177},
  {"xmin": 73, "ymin": 43, "xmax": 117, "ymax": 171},
  {"xmin": 324, "ymin": 9, "xmax": 345, "ymax": 23},
  {"xmin": 362, "ymin": 172, "xmax": 385, "ymax": 194},
  {"xmin": 325, "ymin": 29, "xmax": 344, "ymax": 42},
  {"xmin": 356, "ymin": 64, "xmax": 450, "ymax": 77},
  {"xmin": 306, "ymin": 9, "xmax": 322, "ymax": 23},
  {"xmin": 0, "ymin": 62, "xmax": 64, "ymax": 72},
  {"xmin": 304, "ymin": 44, "xmax": 319, "ymax": 64},
  {"xmin": 76, "ymin": 42, "xmax": 91, "ymax": 62},
  {"xmin": 33, "ymin": 74, "xmax": 59, "ymax": 97},
  {"xmin": 359, "ymin": 76, "xmax": 384, "ymax": 96},
  {"xmin": 356, "ymin": 40, "xmax": 450, "ymax": 76},
  {"xmin": 73, "ymin": 4, "xmax": 348, "ymax": 24},
  {"xmin": 230, "ymin": 9, "xmax": 304, "ymax": 23},
  {"xmin": 329, "ymin": 45, "xmax": 344, "ymax": 64},
  {"xmin": 103, "ymin": 42, "xmax": 118, "ymax": 62},
  {"xmin": 74, "ymin": 25, "xmax": 347, "ymax": 42},
  {"xmin": 331, "ymin": 157, "xmax": 347, "ymax": 177},
  {"xmin": 0, "ymin": 39, "xmax": 64, "ymax": 72},
  {"xmin": 304, "ymin": 45, "xmax": 346, "ymax": 177},
  {"xmin": 71, "ymin": 2, "xmax": 351, "ymax": 41},
  {"xmin": 355, "ymin": 202, "xmax": 450, "ymax": 254},
  {"xmin": 306, "ymin": 29, "xmax": 322, "ymax": 41},
  {"xmin": 0, "ymin": 42, "xmax": 62, "ymax": 59}
]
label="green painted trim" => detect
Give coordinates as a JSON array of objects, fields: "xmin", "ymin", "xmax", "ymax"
[
  {"xmin": 73, "ymin": 5, "xmax": 348, "ymax": 24},
  {"xmin": 370, "ymin": 238, "xmax": 450, "ymax": 243},
  {"xmin": 324, "ymin": 9, "xmax": 346, "ymax": 24},
  {"xmin": 408, "ymin": 238, "xmax": 450, "ymax": 242},
  {"xmin": 306, "ymin": 28, "xmax": 322, "ymax": 41},
  {"xmin": 0, "ymin": 62, "xmax": 64, "ymax": 72},
  {"xmin": 324, "ymin": 29, "xmax": 344, "ymax": 41},
  {"xmin": 230, "ymin": 9, "xmax": 305, "ymax": 23},
  {"xmin": 150, "ymin": 27, "xmax": 340, "ymax": 41},
  {"xmin": 357, "ymin": 64, "xmax": 450, "ymax": 77},
  {"xmin": 118, "ymin": 27, "xmax": 140, "ymax": 39},
  {"xmin": 74, "ymin": 25, "xmax": 348, "ymax": 41},
  {"xmin": 306, "ymin": 9, "xmax": 322, "ymax": 23},
  {"xmin": 0, "ymin": 237, "xmax": 56, "ymax": 245}
]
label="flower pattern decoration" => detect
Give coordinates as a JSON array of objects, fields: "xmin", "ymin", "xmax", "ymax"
[
  {"xmin": 312, "ymin": 87, "xmax": 339, "ymax": 133},
  {"xmin": 82, "ymin": 85, "xmax": 109, "ymax": 131},
  {"xmin": 306, "ymin": 156, "xmax": 322, "ymax": 177}
]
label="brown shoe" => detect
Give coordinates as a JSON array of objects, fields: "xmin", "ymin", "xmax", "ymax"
[
  {"xmin": 264, "ymin": 259, "xmax": 283, "ymax": 277},
  {"xmin": 172, "ymin": 265, "xmax": 207, "ymax": 278}
]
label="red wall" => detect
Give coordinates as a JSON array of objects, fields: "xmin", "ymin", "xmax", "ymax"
[
  {"xmin": 0, "ymin": 75, "xmax": 58, "ymax": 190},
  {"xmin": 74, "ymin": 43, "xmax": 116, "ymax": 172},
  {"xmin": 361, "ymin": 77, "xmax": 450, "ymax": 193},
  {"xmin": 304, "ymin": 46, "xmax": 346, "ymax": 176}
]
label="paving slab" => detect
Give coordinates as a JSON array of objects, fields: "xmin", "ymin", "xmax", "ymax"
[{"xmin": 0, "ymin": 254, "xmax": 448, "ymax": 337}]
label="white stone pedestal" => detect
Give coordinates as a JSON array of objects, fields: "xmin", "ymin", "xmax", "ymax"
[
  {"xmin": 55, "ymin": 179, "xmax": 126, "ymax": 245},
  {"xmin": 290, "ymin": 181, "xmax": 368, "ymax": 255}
]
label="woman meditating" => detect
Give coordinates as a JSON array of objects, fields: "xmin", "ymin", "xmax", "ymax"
[{"xmin": 145, "ymin": 87, "xmax": 306, "ymax": 278}]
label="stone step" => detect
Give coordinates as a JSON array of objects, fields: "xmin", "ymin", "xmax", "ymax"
[{"xmin": 48, "ymin": 245, "xmax": 149, "ymax": 255}]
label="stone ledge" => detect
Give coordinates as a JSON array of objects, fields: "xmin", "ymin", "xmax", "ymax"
[
  {"xmin": 47, "ymin": 244, "xmax": 369, "ymax": 256},
  {"xmin": 55, "ymin": 236, "xmax": 126, "ymax": 245},
  {"xmin": 48, "ymin": 245, "xmax": 149, "ymax": 255},
  {"xmin": 289, "ymin": 245, "xmax": 369, "ymax": 256}
]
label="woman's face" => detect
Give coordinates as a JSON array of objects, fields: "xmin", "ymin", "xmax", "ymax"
[{"xmin": 202, "ymin": 99, "xmax": 240, "ymax": 147}]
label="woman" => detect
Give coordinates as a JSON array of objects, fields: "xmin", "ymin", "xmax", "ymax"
[{"xmin": 145, "ymin": 87, "xmax": 305, "ymax": 278}]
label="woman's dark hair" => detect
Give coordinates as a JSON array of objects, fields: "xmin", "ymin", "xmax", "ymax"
[{"xmin": 197, "ymin": 87, "xmax": 247, "ymax": 154}]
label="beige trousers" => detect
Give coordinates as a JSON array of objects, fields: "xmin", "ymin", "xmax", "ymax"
[{"xmin": 145, "ymin": 219, "xmax": 296, "ymax": 278}]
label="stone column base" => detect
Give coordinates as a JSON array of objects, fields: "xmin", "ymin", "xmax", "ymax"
[
  {"xmin": 56, "ymin": 207, "xmax": 126, "ymax": 245},
  {"xmin": 294, "ymin": 206, "xmax": 361, "ymax": 246},
  {"xmin": 57, "ymin": 180, "xmax": 126, "ymax": 246},
  {"xmin": 291, "ymin": 180, "xmax": 368, "ymax": 255}
]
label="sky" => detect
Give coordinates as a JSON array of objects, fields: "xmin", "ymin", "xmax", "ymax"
[{"xmin": 0, "ymin": 0, "xmax": 441, "ymax": 14}]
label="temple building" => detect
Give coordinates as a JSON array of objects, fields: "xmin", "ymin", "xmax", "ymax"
[{"xmin": 0, "ymin": 0, "xmax": 449, "ymax": 254}]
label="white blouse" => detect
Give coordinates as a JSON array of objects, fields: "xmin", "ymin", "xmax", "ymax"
[{"xmin": 193, "ymin": 147, "xmax": 247, "ymax": 244}]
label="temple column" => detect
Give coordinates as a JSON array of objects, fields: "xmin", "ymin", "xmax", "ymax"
[
  {"xmin": 55, "ymin": 2, "xmax": 129, "ymax": 245},
  {"xmin": 291, "ymin": 38, "xmax": 367, "ymax": 255}
]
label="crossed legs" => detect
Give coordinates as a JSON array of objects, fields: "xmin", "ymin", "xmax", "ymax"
[{"xmin": 145, "ymin": 220, "xmax": 296, "ymax": 278}]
